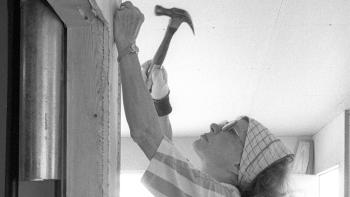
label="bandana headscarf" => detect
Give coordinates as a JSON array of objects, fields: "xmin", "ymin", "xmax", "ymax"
[{"xmin": 237, "ymin": 117, "xmax": 294, "ymax": 189}]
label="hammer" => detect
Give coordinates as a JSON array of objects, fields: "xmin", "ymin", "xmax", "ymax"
[{"xmin": 147, "ymin": 5, "xmax": 194, "ymax": 77}]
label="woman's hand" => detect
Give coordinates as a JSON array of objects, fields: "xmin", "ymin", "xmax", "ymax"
[
  {"xmin": 113, "ymin": 1, "xmax": 144, "ymax": 52},
  {"xmin": 141, "ymin": 60, "xmax": 170, "ymax": 100},
  {"xmin": 141, "ymin": 60, "xmax": 173, "ymax": 139}
]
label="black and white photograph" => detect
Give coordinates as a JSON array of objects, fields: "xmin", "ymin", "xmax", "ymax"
[{"xmin": 1, "ymin": 0, "xmax": 349, "ymax": 197}]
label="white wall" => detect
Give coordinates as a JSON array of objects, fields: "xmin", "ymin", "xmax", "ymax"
[
  {"xmin": 288, "ymin": 174, "xmax": 319, "ymax": 197},
  {"xmin": 121, "ymin": 137, "xmax": 147, "ymax": 171},
  {"xmin": 313, "ymin": 112, "xmax": 345, "ymax": 197},
  {"xmin": 121, "ymin": 135, "xmax": 301, "ymax": 171}
]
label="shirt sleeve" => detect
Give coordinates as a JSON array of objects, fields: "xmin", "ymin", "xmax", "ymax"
[{"xmin": 141, "ymin": 137, "xmax": 241, "ymax": 197}]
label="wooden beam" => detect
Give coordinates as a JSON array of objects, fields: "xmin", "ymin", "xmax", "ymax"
[
  {"xmin": 48, "ymin": 0, "xmax": 121, "ymax": 196},
  {"xmin": 89, "ymin": 0, "xmax": 118, "ymax": 26},
  {"xmin": 47, "ymin": 0, "xmax": 120, "ymax": 27},
  {"xmin": 65, "ymin": 22, "xmax": 118, "ymax": 197}
]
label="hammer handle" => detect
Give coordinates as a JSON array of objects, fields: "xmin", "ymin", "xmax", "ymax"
[{"xmin": 152, "ymin": 27, "xmax": 177, "ymax": 69}]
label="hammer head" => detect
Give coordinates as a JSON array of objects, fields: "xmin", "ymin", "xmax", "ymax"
[{"xmin": 155, "ymin": 5, "xmax": 195, "ymax": 34}]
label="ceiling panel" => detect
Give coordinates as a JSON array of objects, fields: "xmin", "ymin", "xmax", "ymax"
[
  {"xmin": 121, "ymin": 0, "xmax": 350, "ymax": 137},
  {"xmin": 278, "ymin": 0, "xmax": 350, "ymax": 26}
]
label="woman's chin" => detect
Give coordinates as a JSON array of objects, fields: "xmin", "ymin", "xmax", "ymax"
[
  {"xmin": 192, "ymin": 138, "xmax": 201, "ymax": 150},
  {"xmin": 192, "ymin": 139, "xmax": 204, "ymax": 158}
]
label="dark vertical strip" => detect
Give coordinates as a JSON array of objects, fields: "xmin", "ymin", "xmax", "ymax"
[
  {"xmin": 345, "ymin": 110, "xmax": 349, "ymax": 197},
  {"xmin": 0, "ymin": 0, "xmax": 9, "ymax": 195},
  {"xmin": 55, "ymin": 181, "xmax": 61, "ymax": 197},
  {"xmin": 5, "ymin": 0, "xmax": 20, "ymax": 196},
  {"xmin": 59, "ymin": 19, "xmax": 68, "ymax": 197}
]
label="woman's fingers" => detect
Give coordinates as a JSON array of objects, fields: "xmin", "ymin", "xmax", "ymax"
[
  {"xmin": 121, "ymin": 1, "xmax": 133, "ymax": 8},
  {"xmin": 162, "ymin": 68, "xmax": 168, "ymax": 83},
  {"xmin": 141, "ymin": 60, "xmax": 152, "ymax": 73},
  {"xmin": 114, "ymin": 2, "xmax": 144, "ymax": 51}
]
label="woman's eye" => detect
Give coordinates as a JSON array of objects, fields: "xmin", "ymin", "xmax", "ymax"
[
  {"xmin": 225, "ymin": 128, "xmax": 235, "ymax": 135},
  {"xmin": 225, "ymin": 130, "xmax": 232, "ymax": 134}
]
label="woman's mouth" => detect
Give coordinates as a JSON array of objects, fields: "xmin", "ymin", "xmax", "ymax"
[{"xmin": 200, "ymin": 134, "xmax": 208, "ymax": 142}]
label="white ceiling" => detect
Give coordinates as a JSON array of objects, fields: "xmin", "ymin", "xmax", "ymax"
[{"xmin": 121, "ymin": 0, "xmax": 350, "ymax": 137}]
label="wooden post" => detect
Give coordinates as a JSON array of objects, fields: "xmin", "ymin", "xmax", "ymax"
[{"xmin": 47, "ymin": 0, "xmax": 121, "ymax": 196}]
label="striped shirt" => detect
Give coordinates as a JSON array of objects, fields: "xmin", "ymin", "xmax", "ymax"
[{"xmin": 141, "ymin": 137, "xmax": 241, "ymax": 197}]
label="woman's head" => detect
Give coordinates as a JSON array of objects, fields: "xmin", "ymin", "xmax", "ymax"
[
  {"xmin": 193, "ymin": 116, "xmax": 294, "ymax": 191},
  {"xmin": 192, "ymin": 118, "xmax": 249, "ymax": 184}
]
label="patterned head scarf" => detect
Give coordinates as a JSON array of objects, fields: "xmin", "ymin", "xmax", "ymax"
[{"xmin": 235, "ymin": 117, "xmax": 294, "ymax": 189}]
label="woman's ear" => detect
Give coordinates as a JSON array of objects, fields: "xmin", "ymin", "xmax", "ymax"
[{"xmin": 236, "ymin": 119, "xmax": 248, "ymax": 143}]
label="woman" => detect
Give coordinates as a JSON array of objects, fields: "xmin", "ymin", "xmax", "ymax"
[{"xmin": 114, "ymin": 2, "xmax": 294, "ymax": 196}]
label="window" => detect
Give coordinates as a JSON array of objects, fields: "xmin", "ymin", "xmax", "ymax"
[
  {"xmin": 318, "ymin": 165, "xmax": 340, "ymax": 197},
  {"xmin": 120, "ymin": 171, "xmax": 153, "ymax": 197}
]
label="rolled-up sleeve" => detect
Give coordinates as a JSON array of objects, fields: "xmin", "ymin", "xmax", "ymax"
[{"xmin": 141, "ymin": 137, "xmax": 241, "ymax": 197}]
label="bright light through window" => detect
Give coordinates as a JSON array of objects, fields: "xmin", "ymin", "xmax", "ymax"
[
  {"xmin": 318, "ymin": 165, "xmax": 339, "ymax": 197},
  {"xmin": 120, "ymin": 171, "xmax": 153, "ymax": 197}
]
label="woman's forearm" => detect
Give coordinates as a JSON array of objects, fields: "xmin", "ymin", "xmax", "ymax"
[{"xmin": 119, "ymin": 53, "xmax": 163, "ymax": 159}]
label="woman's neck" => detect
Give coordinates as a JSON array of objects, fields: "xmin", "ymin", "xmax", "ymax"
[{"xmin": 201, "ymin": 164, "xmax": 238, "ymax": 185}]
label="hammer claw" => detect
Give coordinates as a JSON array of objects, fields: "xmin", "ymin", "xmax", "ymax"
[
  {"xmin": 155, "ymin": 5, "xmax": 195, "ymax": 34},
  {"xmin": 186, "ymin": 17, "xmax": 195, "ymax": 35},
  {"xmin": 153, "ymin": 5, "xmax": 195, "ymax": 66}
]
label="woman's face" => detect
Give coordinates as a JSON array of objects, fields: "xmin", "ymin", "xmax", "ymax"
[{"xmin": 193, "ymin": 119, "xmax": 248, "ymax": 175}]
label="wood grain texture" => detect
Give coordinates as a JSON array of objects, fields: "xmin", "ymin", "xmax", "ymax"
[
  {"xmin": 47, "ymin": 0, "xmax": 94, "ymax": 27},
  {"xmin": 47, "ymin": 0, "xmax": 119, "ymax": 27},
  {"xmin": 48, "ymin": 0, "xmax": 121, "ymax": 196},
  {"xmin": 66, "ymin": 20, "xmax": 119, "ymax": 197},
  {"xmin": 89, "ymin": 0, "xmax": 120, "ymax": 26}
]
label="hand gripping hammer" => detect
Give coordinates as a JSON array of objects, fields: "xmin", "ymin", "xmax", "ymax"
[{"xmin": 147, "ymin": 5, "xmax": 195, "ymax": 77}]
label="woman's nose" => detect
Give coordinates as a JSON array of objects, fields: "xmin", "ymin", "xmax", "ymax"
[{"xmin": 210, "ymin": 123, "xmax": 221, "ymax": 133}]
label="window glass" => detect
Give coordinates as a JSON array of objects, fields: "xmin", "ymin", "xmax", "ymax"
[{"xmin": 319, "ymin": 165, "xmax": 339, "ymax": 197}]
